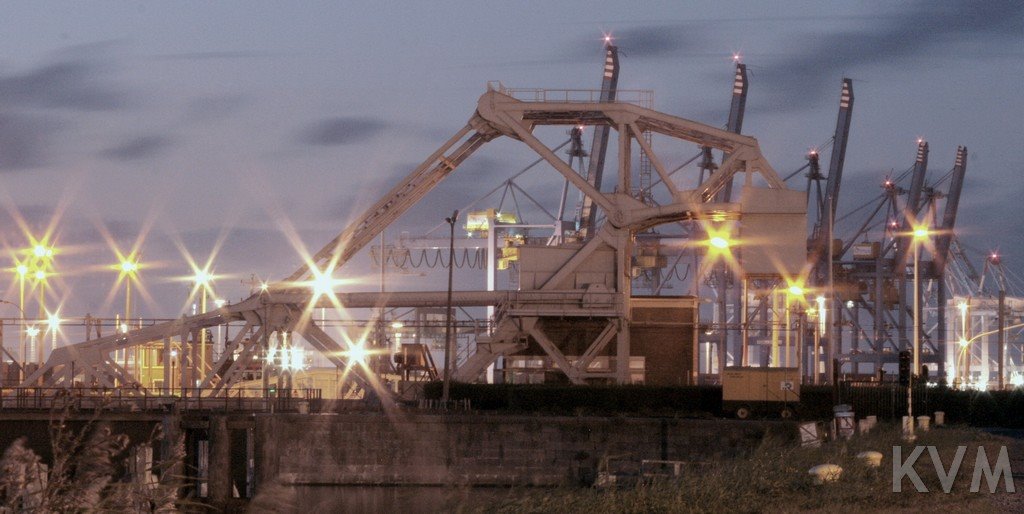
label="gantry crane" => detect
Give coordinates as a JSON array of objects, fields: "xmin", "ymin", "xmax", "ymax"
[{"xmin": 24, "ymin": 64, "xmax": 805, "ymax": 394}]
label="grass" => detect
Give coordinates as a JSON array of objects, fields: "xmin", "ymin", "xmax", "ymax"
[{"xmin": 467, "ymin": 425, "xmax": 1019, "ymax": 513}]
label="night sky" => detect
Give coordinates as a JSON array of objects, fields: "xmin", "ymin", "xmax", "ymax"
[{"xmin": 0, "ymin": 1, "xmax": 1021, "ymax": 340}]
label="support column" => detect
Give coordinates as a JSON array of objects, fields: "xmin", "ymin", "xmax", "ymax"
[{"xmin": 208, "ymin": 415, "xmax": 231, "ymax": 507}]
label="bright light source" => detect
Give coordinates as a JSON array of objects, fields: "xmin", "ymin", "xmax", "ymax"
[
  {"xmin": 46, "ymin": 313, "xmax": 60, "ymax": 328},
  {"xmin": 958, "ymin": 338, "xmax": 970, "ymax": 348},
  {"xmin": 193, "ymin": 269, "xmax": 213, "ymax": 285},
  {"xmin": 33, "ymin": 245, "xmax": 52, "ymax": 258},
  {"xmin": 846, "ymin": 300, "xmax": 855, "ymax": 309},
  {"xmin": 215, "ymin": 299, "xmax": 226, "ymax": 308},
  {"xmin": 787, "ymin": 285, "xmax": 804, "ymax": 296},
  {"xmin": 120, "ymin": 260, "xmax": 138, "ymax": 273},
  {"xmin": 170, "ymin": 349, "xmax": 178, "ymax": 358},
  {"xmin": 1012, "ymin": 374, "xmax": 1024, "ymax": 388},
  {"xmin": 34, "ymin": 270, "xmax": 45, "ymax": 280},
  {"xmin": 25, "ymin": 326, "xmax": 39, "ymax": 337},
  {"xmin": 913, "ymin": 227, "xmax": 929, "ymax": 239},
  {"xmin": 260, "ymin": 282, "xmax": 269, "ymax": 292},
  {"xmin": 390, "ymin": 321, "xmax": 404, "ymax": 329},
  {"xmin": 709, "ymin": 236, "xmax": 730, "ymax": 249},
  {"xmin": 957, "ymin": 301, "xmax": 969, "ymax": 314},
  {"xmin": 120, "ymin": 323, "xmax": 129, "ymax": 333},
  {"xmin": 15, "ymin": 264, "xmax": 28, "ymax": 276},
  {"xmin": 346, "ymin": 341, "xmax": 368, "ymax": 365},
  {"xmin": 732, "ymin": 53, "xmax": 741, "ymax": 62}
]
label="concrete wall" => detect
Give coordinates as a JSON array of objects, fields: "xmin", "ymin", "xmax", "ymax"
[{"xmin": 256, "ymin": 413, "xmax": 787, "ymax": 487}]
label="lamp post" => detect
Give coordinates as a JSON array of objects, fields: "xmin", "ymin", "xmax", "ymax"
[
  {"xmin": 911, "ymin": 227, "xmax": 930, "ymax": 379},
  {"xmin": 193, "ymin": 269, "xmax": 212, "ymax": 381},
  {"xmin": 0, "ymin": 300, "xmax": 27, "ymax": 381},
  {"xmin": 442, "ymin": 210, "xmax": 459, "ymax": 406},
  {"xmin": 25, "ymin": 326, "xmax": 39, "ymax": 367},
  {"xmin": 15, "ymin": 264, "xmax": 27, "ymax": 367},
  {"xmin": 905, "ymin": 226, "xmax": 929, "ymax": 439}
]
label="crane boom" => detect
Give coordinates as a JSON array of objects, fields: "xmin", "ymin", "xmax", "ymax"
[
  {"xmin": 809, "ymin": 79, "xmax": 853, "ymax": 278},
  {"xmin": 893, "ymin": 141, "xmax": 929, "ymax": 270},
  {"xmin": 715, "ymin": 62, "xmax": 748, "ymax": 203},
  {"xmin": 577, "ymin": 43, "xmax": 620, "ymax": 240},
  {"xmin": 286, "ymin": 125, "xmax": 494, "ymax": 282},
  {"xmin": 933, "ymin": 146, "xmax": 968, "ymax": 277}
]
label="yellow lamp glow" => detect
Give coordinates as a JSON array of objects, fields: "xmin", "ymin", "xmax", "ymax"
[
  {"xmin": 34, "ymin": 270, "xmax": 45, "ymax": 280},
  {"xmin": 788, "ymin": 285, "xmax": 805, "ymax": 296},
  {"xmin": 709, "ymin": 236, "xmax": 730, "ymax": 249},
  {"xmin": 193, "ymin": 269, "xmax": 212, "ymax": 285},
  {"xmin": 913, "ymin": 227, "xmax": 929, "ymax": 239},
  {"xmin": 25, "ymin": 326, "xmax": 39, "ymax": 337},
  {"xmin": 16, "ymin": 264, "xmax": 28, "ymax": 276}
]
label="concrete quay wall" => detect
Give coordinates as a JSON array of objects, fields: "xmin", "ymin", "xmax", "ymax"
[{"xmin": 255, "ymin": 413, "xmax": 789, "ymax": 487}]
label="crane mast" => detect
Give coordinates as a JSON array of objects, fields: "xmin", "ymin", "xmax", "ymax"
[
  {"xmin": 809, "ymin": 79, "xmax": 853, "ymax": 280},
  {"xmin": 715, "ymin": 62, "xmax": 748, "ymax": 203},
  {"xmin": 575, "ymin": 43, "xmax": 620, "ymax": 240},
  {"xmin": 892, "ymin": 141, "xmax": 929, "ymax": 270}
]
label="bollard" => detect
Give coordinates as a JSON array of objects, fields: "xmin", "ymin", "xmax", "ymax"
[
  {"xmin": 934, "ymin": 411, "xmax": 945, "ymax": 426},
  {"xmin": 902, "ymin": 416, "xmax": 916, "ymax": 441},
  {"xmin": 856, "ymin": 451, "xmax": 883, "ymax": 468},
  {"xmin": 857, "ymin": 419, "xmax": 872, "ymax": 435},
  {"xmin": 916, "ymin": 415, "xmax": 930, "ymax": 432},
  {"xmin": 808, "ymin": 464, "xmax": 842, "ymax": 484}
]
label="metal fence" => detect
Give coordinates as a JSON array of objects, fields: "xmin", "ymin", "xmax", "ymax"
[
  {"xmin": 0, "ymin": 387, "xmax": 323, "ymax": 413},
  {"xmin": 835, "ymin": 380, "xmax": 935, "ymax": 420}
]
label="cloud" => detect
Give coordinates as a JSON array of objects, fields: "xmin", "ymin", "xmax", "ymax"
[
  {"xmin": 100, "ymin": 135, "xmax": 172, "ymax": 161},
  {"xmin": 182, "ymin": 94, "xmax": 248, "ymax": 123},
  {"xmin": 0, "ymin": 113, "xmax": 58, "ymax": 170},
  {"xmin": 296, "ymin": 117, "xmax": 388, "ymax": 147},
  {"xmin": 759, "ymin": 0, "xmax": 1024, "ymax": 108},
  {"xmin": 0, "ymin": 58, "xmax": 127, "ymax": 111}
]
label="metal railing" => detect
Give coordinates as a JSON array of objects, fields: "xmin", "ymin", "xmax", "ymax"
[
  {"xmin": 487, "ymin": 81, "xmax": 654, "ymax": 108},
  {"xmin": 0, "ymin": 386, "xmax": 322, "ymax": 413}
]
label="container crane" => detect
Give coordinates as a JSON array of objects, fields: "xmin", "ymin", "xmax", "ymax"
[
  {"xmin": 933, "ymin": 146, "xmax": 968, "ymax": 372},
  {"xmin": 575, "ymin": 42, "xmax": 620, "ymax": 241}
]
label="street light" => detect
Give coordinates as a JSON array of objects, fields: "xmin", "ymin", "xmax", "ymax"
[
  {"xmin": 911, "ymin": 226, "xmax": 930, "ymax": 378},
  {"xmin": 0, "ymin": 300, "xmax": 27, "ymax": 380},
  {"xmin": 45, "ymin": 312, "xmax": 60, "ymax": 358},
  {"xmin": 905, "ymin": 225, "xmax": 930, "ymax": 439},
  {"xmin": 442, "ymin": 209, "xmax": 459, "ymax": 406},
  {"xmin": 25, "ymin": 326, "xmax": 40, "ymax": 366},
  {"xmin": 192, "ymin": 268, "xmax": 214, "ymax": 380}
]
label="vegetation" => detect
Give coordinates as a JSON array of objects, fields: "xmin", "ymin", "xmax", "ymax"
[
  {"xmin": 469, "ymin": 425, "xmax": 1020, "ymax": 513},
  {"xmin": 0, "ymin": 403, "xmax": 183, "ymax": 512}
]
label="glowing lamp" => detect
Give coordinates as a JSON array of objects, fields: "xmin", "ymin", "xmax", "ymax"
[
  {"xmin": 709, "ymin": 236, "xmax": 730, "ymax": 249},
  {"xmin": 16, "ymin": 264, "xmax": 28, "ymax": 276},
  {"xmin": 788, "ymin": 285, "xmax": 804, "ymax": 296}
]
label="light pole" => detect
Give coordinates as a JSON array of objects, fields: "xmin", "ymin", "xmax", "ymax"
[
  {"xmin": 15, "ymin": 264, "xmax": 27, "ymax": 366},
  {"xmin": 192, "ymin": 269, "xmax": 213, "ymax": 381},
  {"xmin": 0, "ymin": 300, "xmax": 27, "ymax": 381},
  {"xmin": 906, "ymin": 226, "xmax": 929, "ymax": 439},
  {"xmin": 442, "ymin": 210, "xmax": 459, "ymax": 405},
  {"xmin": 912, "ymin": 227, "xmax": 929, "ymax": 378},
  {"xmin": 119, "ymin": 257, "xmax": 139, "ymax": 373}
]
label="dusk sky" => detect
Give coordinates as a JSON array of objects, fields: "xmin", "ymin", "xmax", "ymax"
[{"xmin": 0, "ymin": 0, "xmax": 1021, "ymax": 335}]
